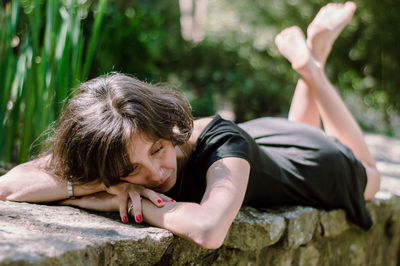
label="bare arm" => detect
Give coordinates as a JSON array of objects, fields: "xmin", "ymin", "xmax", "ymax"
[
  {"xmin": 141, "ymin": 157, "xmax": 250, "ymax": 249},
  {"xmin": 56, "ymin": 157, "xmax": 250, "ymax": 248},
  {"xmin": 0, "ymin": 157, "xmax": 105, "ymax": 202}
]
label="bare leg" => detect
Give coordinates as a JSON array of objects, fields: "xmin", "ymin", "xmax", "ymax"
[
  {"xmin": 288, "ymin": 79, "xmax": 321, "ymax": 128},
  {"xmin": 288, "ymin": 2, "xmax": 357, "ymax": 128},
  {"xmin": 275, "ymin": 25, "xmax": 380, "ymax": 200}
]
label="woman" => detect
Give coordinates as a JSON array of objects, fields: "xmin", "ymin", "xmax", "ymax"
[{"xmin": 0, "ymin": 2, "xmax": 380, "ymax": 249}]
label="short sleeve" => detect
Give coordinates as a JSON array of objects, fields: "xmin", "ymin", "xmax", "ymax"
[
  {"xmin": 178, "ymin": 115, "xmax": 255, "ymax": 203},
  {"xmin": 202, "ymin": 133, "xmax": 252, "ymax": 171}
]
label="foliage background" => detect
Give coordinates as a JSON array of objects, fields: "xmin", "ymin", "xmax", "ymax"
[
  {"xmin": 91, "ymin": 0, "xmax": 400, "ymax": 128},
  {"xmin": 1, "ymin": 0, "xmax": 399, "ymax": 164}
]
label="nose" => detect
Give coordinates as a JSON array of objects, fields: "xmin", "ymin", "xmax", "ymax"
[{"xmin": 146, "ymin": 161, "xmax": 163, "ymax": 183}]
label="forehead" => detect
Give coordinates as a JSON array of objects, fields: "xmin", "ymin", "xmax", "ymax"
[{"xmin": 126, "ymin": 133, "xmax": 155, "ymax": 160}]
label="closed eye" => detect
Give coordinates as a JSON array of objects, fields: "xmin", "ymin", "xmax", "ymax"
[
  {"xmin": 152, "ymin": 144, "xmax": 163, "ymax": 155},
  {"xmin": 127, "ymin": 165, "xmax": 139, "ymax": 176}
]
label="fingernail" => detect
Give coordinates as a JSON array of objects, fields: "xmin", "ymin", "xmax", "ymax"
[
  {"xmin": 136, "ymin": 215, "xmax": 142, "ymax": 223},
  {"xmin": 157, "ymin": 199, "xmax": 162, "ymax": 204},
  {"xmin": 171, "ymin": 199, "xmax": 175, "ymax": 202},
  {"xmin": 123, "ymin": 216, "xmax": 128, "ymax": 223}
]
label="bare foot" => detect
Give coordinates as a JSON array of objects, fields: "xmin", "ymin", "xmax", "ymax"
[
  {"xmin": 307, "ymin": 1, "xmax": 356, "ymax": 66},
  {"xmin": 275, "ymin": 26, "xmax": 314, "ymax": 73}
]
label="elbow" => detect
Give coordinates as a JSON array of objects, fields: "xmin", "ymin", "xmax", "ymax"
[
  {"xmin": 0, "ymin": 173, "xmax": 10, "ymax": 201},
  {"xmin": 0, "ymin": 181, "xmax": 11, "ymax": 201},
  {"xmin": 0, "ymin": 192, "xmax": 7, "ymax": 201},
  {"xmin": 190, "ymin": 222, "xmax": 226, "ymax": 249},
  {"xmin": 0, "ymin": 168, "xmax": 21, "ymax": 201},
  {"xmin": 197, "ymin": 239, "xmax": 224, "ymax": 250}
]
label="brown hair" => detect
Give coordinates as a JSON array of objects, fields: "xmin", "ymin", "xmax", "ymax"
[{"xmin": 44, "ymin": 73, "xmax": 193, "ymax": 186}]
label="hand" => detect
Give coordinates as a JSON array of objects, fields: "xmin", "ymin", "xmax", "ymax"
[{"xmin": 105, "ymin": 182, "xmax": 173, "ymax": 223}]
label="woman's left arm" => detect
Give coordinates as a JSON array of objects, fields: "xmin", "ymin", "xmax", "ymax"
[{"xmin": 141, "ymin": 157, "xmax": 250, "ymax": 249}]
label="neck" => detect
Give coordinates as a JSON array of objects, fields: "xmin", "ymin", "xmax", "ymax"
[{"xmin": 176, "ymin": 144, "xmax": 189, "ymax": 175}]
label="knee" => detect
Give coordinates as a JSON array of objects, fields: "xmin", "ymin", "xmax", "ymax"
[{"xmin": 363, "ymin": 164, "xmax": 381, "ymax": 200}]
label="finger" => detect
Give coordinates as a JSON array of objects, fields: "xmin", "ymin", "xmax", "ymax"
[
  {"xmin": 159, "ymin": 194, "xmax": 176, "ymax": 203},
  {"xmin": 128, "ymin": 191, "xmax": 143, "ymax": 223},
  {"xmin": 119, "ymin": 193, "xmax": 129, "ymax": 223},
  {"xmin": 141, "ymin": 188, "xmax": 165, "ymax": 207}
]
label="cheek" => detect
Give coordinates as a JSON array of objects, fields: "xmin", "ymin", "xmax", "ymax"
[
  {"xmin": 121, "ymin": 173, "xmax": 145, "ymax": 185},
  {"xmin": 165, "ymin": 147, "xmax": 177, "ymax": 168}
]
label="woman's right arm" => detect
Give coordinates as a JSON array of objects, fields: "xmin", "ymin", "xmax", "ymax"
[
  {"xmin": 0, "ymin": 157, "xmax": 105, "ymax": 202},
  {"xmin": 59, "ymin": 157, "xmax": 250, "ymax": 249}
]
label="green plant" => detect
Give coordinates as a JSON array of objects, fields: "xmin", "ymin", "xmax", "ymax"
[{"xmin": 0, "ymin": 0, "xmax": 106, "ymax": 164}]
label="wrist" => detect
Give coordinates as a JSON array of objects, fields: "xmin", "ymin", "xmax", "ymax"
[
  {"xmin": 67, "ymin": 181, "xmax": 75, "ymax": 199},
  {"xmin": 67, "ymin": 180, "xmax": 105, "ymax": 197}
]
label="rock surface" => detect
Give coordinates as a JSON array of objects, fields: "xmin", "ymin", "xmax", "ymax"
[
  {"xmin": 1, "ymin": 133, "xmax": 399, "ymax": 266},
  {"xmin": 0, "ymin": 202, "xmax": 173, "ymax": 265}
]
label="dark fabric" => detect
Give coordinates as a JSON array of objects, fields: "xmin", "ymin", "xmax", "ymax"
[{"xmin": 170, "ymin": 114, "xmax": 372, "ymax": 230}]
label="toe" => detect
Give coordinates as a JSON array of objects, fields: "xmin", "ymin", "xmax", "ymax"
[{"xmin": 345, "ymin": 1, "xmax": 357, "ymax": 12}]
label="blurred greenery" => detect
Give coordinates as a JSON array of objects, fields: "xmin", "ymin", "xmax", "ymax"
[
  {"xmin": 1, "ymin": 0, "xmax": 400, "ymax": 164},
  {"xmin": 0, "ymin": 0, "xmax": 106, "ymax": 163},
  {"xmin": 90, "ymin": 0, "xmax": 400, "ymax": 125}
]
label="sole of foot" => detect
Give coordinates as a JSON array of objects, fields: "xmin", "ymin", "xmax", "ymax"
[
  {"xmin": 306, "ymin": 1, "xmax": 356, "ymax": 66},
  {"xmin": 275, "ymin": 26, "xmax": 312, "ymax": 71}
]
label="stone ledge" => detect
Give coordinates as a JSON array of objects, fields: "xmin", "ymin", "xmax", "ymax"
[
  {"xmin": 0, "ymin": 134, "xmax": 399, "ymax": 265},
  {"xmin": 0, "ymin": 202, "xmax": 173, "ymax": 265},
  {"xmin": 1, "ymin": 194, "xmax": 399, "ymax": 265}
]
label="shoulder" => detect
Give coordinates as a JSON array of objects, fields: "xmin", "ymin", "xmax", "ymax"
[
  {"xmin": 181, "ymin": 117, "xmax": 214, "ymax": 155},
  {"xmin": 192, "ymin": 117, "xmax": 214, "ymax": 141},
  {"xmin": 185, "ymin": 115, "xmax": 242, "ymax": 151},
  {"xmin": 23, "ymin": 155, "xmax": 52, "ymax": 170},
  {"xmin": 192, "ymin": 115, "xmax": 254, "ymax": 163}
]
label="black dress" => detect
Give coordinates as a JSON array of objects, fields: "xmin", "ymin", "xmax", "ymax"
[{"xmin": 167, "ymin": 114, "xmax": 372, "ymax": 230}]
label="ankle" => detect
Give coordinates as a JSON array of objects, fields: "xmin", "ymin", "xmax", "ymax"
[
  {"xmin": 297, "ymin": 60, "xmax": 324, "ymax": 84},
  {"xmin": 306, "ymin": 39, "xmax": 328, "ymax": 67},
  {"xmin": 293, "ymin": 56, "xmax": 322, "ymax": 78}
]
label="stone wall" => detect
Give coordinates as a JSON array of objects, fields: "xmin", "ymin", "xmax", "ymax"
[{"xmin": 1, "ymin": 134, "xmax": 399, "ymax": 266}]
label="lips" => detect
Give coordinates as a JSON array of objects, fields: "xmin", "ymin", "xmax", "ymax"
[{"xmin": 155, "ymin": 177, "xmax": 171, "ymax": 189}]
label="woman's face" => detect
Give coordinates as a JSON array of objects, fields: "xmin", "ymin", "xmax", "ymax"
[{"xmin": 121, "ymin": 133, "xmax": 177, "ymax": 193}]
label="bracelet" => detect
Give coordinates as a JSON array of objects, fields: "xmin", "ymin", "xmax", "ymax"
[{"xmin": 67, "ymin": 181, "xmax": 74, "ymax": 198}]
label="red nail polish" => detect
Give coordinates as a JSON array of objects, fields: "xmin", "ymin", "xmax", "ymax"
[
  {"xmin": 157, "ymin": 199, "xmax": 162, "ymax": 204},
  {"xmin": 171, "ymin": 199, "xmax": 175, "ymax": 202},
  {"xmin": 123, "ymin": 216, "xmax": 128, "ymax": 223},
  {"xmin": 136, "ymin": 215, "xmax": 142, "ymax": 223}
]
